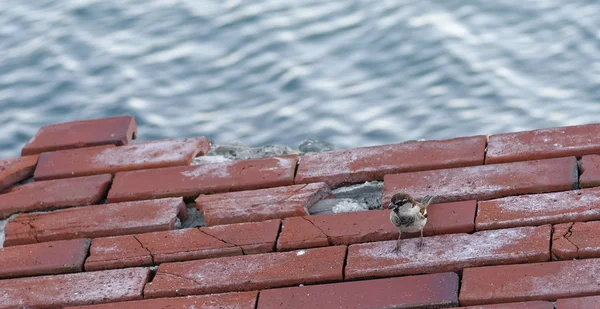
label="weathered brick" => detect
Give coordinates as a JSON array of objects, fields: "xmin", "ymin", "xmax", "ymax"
[
  {"xmin": 556, "ymin": 295, "xmax": 600, "ymax": 309},
  {"xmin": 345, "ymin": 225, "xmax": 550, "ymax": 281},
  {"xmin": 0, "ymin": 267, "xmax": 149, "ymax": 309},
  {"xmin": 196, "ymin": 183, "xmax": 331, "ymax": 226},
  {"xmin": 144, "ymin": 246, "xmax": 346, "ymax": 298},
  {"xmin": 201, "ymin": 219, "xmax": 280, "ymax": 254},
  {"xmin": 4, "ymin": 197, "xmax": 184, "ymax": 246},
  {"xmin": 552, "ymin": 221, "xmax": 600, "ymax": 260},
  {"xmin": 107, "ymin": 155, "xmax": 298, "ymax": 203},
  {"xmin": 383, "ymin": 157, "xmax": 578, "ymax": 205},
  {"xmin": 486, "ymin": 124, "xmax": 600, "ymax": 164},
  {"xmin": 460, "ymin": 258, "xmax": 600, "ymax": 306},
  {"xmin": 33, "ymin": 137, "xmax": 210, "ymax": 181},
  {"xmin": 277, "ymin": 200, "xmax": 476, "ymax": 251},
  {"xmin": 0, "ymin": 174, "xmax": 112, "ymax": 219},
  {"xmin": 0, "ymin": 239, "xmax": 90, "ymax": 279},
  {"xmin": 21, "ymin": 115, "xmax": 137, "ymax": 156},
  {"xmin": 0, "ymin": 155, "xmax": 39, "ymax": 192},
  {"xmin": 257, "ymin": 272, "xmax": 459, "ymax": 309},
  {"xmin": 476, "ymin": 188, "xmax": 600, "ymax": 231},
  {"xmin": 579, "ymin": 154, "xmax": 600, "ymax": 188},
  {"xmin": 460, "ymin": 301, "xmax": 554, "ymax": 309},
  {"xmin": 296, "ymin": 136, "xmax": 486, "ymax": 188}
]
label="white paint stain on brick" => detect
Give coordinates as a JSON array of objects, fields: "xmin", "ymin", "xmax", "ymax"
[
  {"xmin": 93, "ymin": 138, "xmax": 201, "ymax": 166},
  {"xmin": 182, "ymin": 162, "xmax": 231, "ymax": 179}
]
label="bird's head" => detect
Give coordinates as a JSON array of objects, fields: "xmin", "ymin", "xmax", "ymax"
[{"xmin": 388, "ymin": 192, "xmax": 414, "ymax": 211}]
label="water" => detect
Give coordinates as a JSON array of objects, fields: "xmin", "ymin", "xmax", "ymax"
[{"xmin": 1, "ymin": 1, "xmax": 600, "ymax": 159}]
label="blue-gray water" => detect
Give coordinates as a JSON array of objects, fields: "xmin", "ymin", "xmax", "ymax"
[{"xmin": 1, "ymin": 1, "xmax": 600, "ymax": 159}]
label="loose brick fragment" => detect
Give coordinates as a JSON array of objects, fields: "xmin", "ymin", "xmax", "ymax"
[
  {"xmin": 296, "ymin": 136, "xmax": 486, "ymax": 188},
  {"xmin": 460, "ymin": 301, "xmax": 554, "ymax": 309},
  {"xmin": 460, "ymin": 258, "xmax": 600, "ymax": 306},
  {"xmin": 278, "ymin": 200, "xmax": 476, "ymax": 251},
  {"xmin": 0, "ymin": 174, "xmax": 112, "ymax": 219},
  {"xmin": 144, "ymin": 246, "xmax": 346, "ymax": 298},
  {"xmin": 552, "ymin": 221, "xmax": 600, "ymax": 260},
  {"xmin": 579, "ymin": 154, "xmax": 600, "ymax": 188},
  {"xmin": 345, "ymin": 225, "xmax": 550, "ymax": 280},
  {"xmin": 258, "ymin": 272, "xmax": 459, "ymax": 309},
  {"xmin": 0, "ymin": 239, "xmax": 90, "ymax": 279},
  {"xmin": 4, "ymin": 197, "xmax": 184, "ymax": 246},
  {"xmin": 196, "ymin": 183, "xmax": 331, "ymax": 226},
  {"xmin": 556, "ymin": 295, "xmax": 600, "ymax": 309},
  {"xmin": 21, "ymin": 115, "xmax": 137, "ymax": 156},
  {"xmin": 0, "ymin": 267, "xmax": 149, "ymax": 309},
  {"xmin": 0, "ymin": 155, "xmax": 39, "ymax": 192},
  {"xmin": 476, "ymin": 188, "xmax": 600, "ymax": 231},
  {"xmin": 383, "ymin": 157, "xmax": 578, "ymax": 205},
  {"xmin": 486, "ymin": 124, "xmax": 600, "ymax": 164},
  {"xmin": 65, "ymin": 291, "xmax": 258, "ymax": 309},
  {"xmin": 33, "ymin": 137, "xmax": 210, "ymax": 180},
  {"xmin": 107, "ymin": 155, "xmax": 299, "ymax": 203}
]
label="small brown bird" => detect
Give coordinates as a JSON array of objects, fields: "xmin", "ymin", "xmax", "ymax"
[{"xmin": 388, "ymin": 192, "xmax": 435, "ymax": 254}]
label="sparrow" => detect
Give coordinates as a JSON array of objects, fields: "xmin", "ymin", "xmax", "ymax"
[{"xmin": 388, "ymin": 192, "xmax": 435, "ymax": 254}]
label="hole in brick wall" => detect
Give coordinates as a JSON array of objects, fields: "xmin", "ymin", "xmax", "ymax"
[
  {"xmin": 179, "ymin": 203, "xmax": 206, "ymax": 228},
  {"xmin": 0, "ymin": 217, "xmax": 7, "ymax": 248},
  {"xmin": 310, "ymin": 181, "xmax": 383, "ymax": 215}
]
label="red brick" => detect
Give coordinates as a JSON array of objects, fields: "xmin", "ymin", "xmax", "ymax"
[
  {"xmin": 345, "ymin": 225, "xmax": 550, "ymax": 281},
  {"xmin": 0, "ymin": 155, "xmax": 39, "ymax": 192},
  {"xmin": 486, "ymin": 124, "xmax": 600, "ymax": 164},
  {"xmin": 64, "ymin": 291, "xmax": 258, "ymax": 309},
  {"xmin": 201, "ymin": 219, "xmax": 280, "ymax": 254},
  {"xmin": 460, "ymin": 258, "xmax": 600, "ymax": 306},
  {"xmin": 107, "ymin": 155, "xmax": 299, "ymax": 203},
  {"xmin": 556, "ymin": 295, "xmax": 600, "ymax": 309},
  {"xmin": 33, "ymin": 137, "xmax": 210, "ymax": 181},
  {"xmin": 476, "ymin": 188, "xmax": 600, "ymax": 231},
  {"xmin": 460, "ymin": 301, "xmax": 554, "ymax": 309},
  {"xmin": 85, "ymin": 235, "xmax": 155, "ymax": 271},
  {"xmin": 144, "ymin": 246, "xmax": 346, "ymax": 298},
  {"xmin": 579, "ymin": 154, "xmax": 600, "ymax": 188},
  {"xmin": 0, "ymin": 267, "xmax": 149, "ymax": 309},
  {"xmin": 257, "ymin": 272, "xmax": 459, "ymax": 309},
  {"xmin": 0, "ymin": 174, "xmax": 112, "ymax": 219},
  {"xmin": 4, "ymin": 197, "xmax": 185, "ymax": 246},
  {"xmin": 383, "ymin": 157, "xmax": 578, "ymax": 205},
  {"xmin": 552, "ymin": 221, "xmax": 600, "ymax": 260},
  {"xmin": 296, "ymin": 136, "xmax": 486, "ymax": 188},
  {"xmin": 196, "ymin": 183, "xmax": 331, "ymax": 226},
  {"xmin": 0, "ymin": 239, "xmax": 90, "ymax": 279},
  {"xmin": 277, "ymin": 200, "xmax": 476, "ymax": 251},
  {"xmin": 21, "ymin": 115, "xmax": 138, "ymax": 156}
]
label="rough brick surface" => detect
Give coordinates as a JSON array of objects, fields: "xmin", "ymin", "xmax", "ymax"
[
  {"xmin": 460, "ymin": 301, "xmax": 554, "ymax": 309},
  {"xmin": 201, "ymin": 219, "xmax": 280, "ymax": 254},
  {"xmin": 460, "ymin": 258, "xmax": 600, "ymax": 306},
  {"xmin": 476, "ymin": 188, "xmax": 600, "ymax": 231},
  {"xmin": 345, "ymin": 225, "xmax": 550, "ymax": 280},
  {"xmin": 4, "ymin": 197, "xmax": 184, "ymax": 246},
  {"xmin": 21, "ymin": 115, "xmax": 137, "ymax": 156},
  {"xmin": 579, "ymin": 155, "xmax": 600, "ymax": 188},
  {"xmin": 486, "ymin": 124, "xmax": 600, "ymax": 164},
  {"xmin": 277, "ymin": 200, "xmax": 476, "ymax": 251},
  {"xmin": 144, "ymin": 246, "xmax": 346, "ymax": 298},
  {"xmin": 556, "ymin": 295, "xmax": 600, "ymax": 309},
  {"xmin": 383, "ymin": 157, "xmax": 578, "ymax": 205},
  {"xmin": 33, "ymin": 137, "xmax": 210, "ymax": 180},
  {"xmin": 0, "ymin": 155, "xmax": 39, "ymax": 192},
  {"xmin": 65, "ymin": 291, "xmax": 258, "ymax": 309},
  {"xmin": 107, "ymin": 155, "xmax": 299, "ymax": 203},
  {"xmin": 196, "ymin": 183, "xmax": 331, "ymax": 226},
  {"xmin": 552, "ymin": 221, "xmax": 600, "ymax": 260},
  {"xmin": 296, "ymin": 136, "xmax": 486, "ymax": 188},
  {"xmin": 0, "ymin": 174, "xmax": 112, "ymax": 219},
  {"xmin": 0, "ymin": 267, "xmax": 149, "ymax": 309},
  {"xmin": 258, "ymin": 272, "xmax": 459, "ymax": 309},
  {"xmin": 0, "ymin": 239, "xmax": 90, "ymax": 279}
]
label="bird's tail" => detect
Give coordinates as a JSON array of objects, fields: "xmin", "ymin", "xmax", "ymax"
[{"xmin": 420, "ymin": 195, "xmax": 435, "ymax": 209}]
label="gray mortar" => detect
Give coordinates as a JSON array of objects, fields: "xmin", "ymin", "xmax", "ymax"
[
  {"xmin": 179, "ymin": 204, "xmax": 206, "ymax": 228},
  {"xmin": 0, "ymin": 217, "xmax": 10, "ymax": 248},
  {"xmin": 310, "ymin": 181, "xmax": 384, "ymax": 215}
]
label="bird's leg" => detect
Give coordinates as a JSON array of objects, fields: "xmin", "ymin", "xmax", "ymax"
[
  {"xmin": 418, "ymin": 229, "xmax": 425, "ymax": 250},
  {"xmin": 393, "ymin": 231, "xmax": 402, "ymax": 254}
]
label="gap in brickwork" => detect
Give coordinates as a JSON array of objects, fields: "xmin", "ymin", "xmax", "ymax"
[
  {"xmin": 179, "ymin": 203, "xmax": 206, "ymax": 228},
  {"xmin": 576, "ymin": 158, "xmax": 583, "ymax": 189},
  {"xmin": 0, "ymin": 216, "xmax": 8, "ymax": 248},
  {"xmin": 310, "ymin": 181, "xmax": 383, "ymax": 215}
]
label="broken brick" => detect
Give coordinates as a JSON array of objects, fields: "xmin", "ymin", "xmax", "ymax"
[
  {"xmin": 552, "ymin": 221, "xmax": 600, "ymax": 260},
  {"xmin": 460, "ymin": 301, "xmax": 555, "ymax": 309},
  {"xmin": 0, "ymin": 155, "xmax": 39, "ymax": 192},
  {"xmin": 21, "ymin": 115, "xmax": 137, "ymax": 156},
  {"xmin": 144, "ymin": 246, "xmax": 346, "ymax": 298},
  {"xmin": 345, "ymin": 225, "xmax": 550, "ymax": 281},
  {"xmin": 476, "ymin": 188, "xmax": 600, "ymax": 231},
  {"xmin": 33, "ymin": 137, "xmax": 210, "ymax": 180},
  {"xmin": 295, "ymin": 136, "xmax": 486, "ymax": 188},
  {"xmin": 196, "ymin": 183, "xmax": 331, "ymax": 226},
  {"xmin": 0, "ymin": 239, "xmax": 90, "ymax": 279},
  {"xmin": 3, "ymin": 197, "xmax": 185, "ymax": 246},
  {"xmin": 486, "ymin": 124, "xmax": 600, "ymax": 164},
  {"xmin": 579, "ymin": 154, "xmax": 600, "ymax": 188},
  {"xmin": 383, "ymin": 157, "xmax": 578, "ymax": 205},
  {"xmin": 107, "ymin": 155, "xmax": 299, "ymax": 203},
  {"xmin": 0, "ymin": 174, "xmax": 112, "ymax": 219},
  {"xmin": 201, "ymin": 219, "xmax": 280, "ymax": 254},
  {"xmin": 556, "ymin": 295, "xmax": 600, "ymax": 309}
]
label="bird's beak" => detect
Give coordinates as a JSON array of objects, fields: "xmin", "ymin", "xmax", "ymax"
[{"xmin": 387, "ymin": 203, "xmax": 394, "ymax": 209}]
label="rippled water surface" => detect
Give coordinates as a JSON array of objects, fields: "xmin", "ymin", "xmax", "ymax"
[{"xmin": 1, "ymin": 1, "xmax": 600, "ymax": 158}]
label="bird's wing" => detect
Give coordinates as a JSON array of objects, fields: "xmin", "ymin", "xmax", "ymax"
[{"xmin": 391, "ymin": 213, "xmax": 416, "ymax": 227}]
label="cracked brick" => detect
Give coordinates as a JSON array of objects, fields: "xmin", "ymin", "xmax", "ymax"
[
  {"xmin": 552, "ymin": 221, "xmax": 600, "ymax": 260},
  {"xmin": 0, "ymin": 155, "xmax": 39, "ymax": 192}
]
